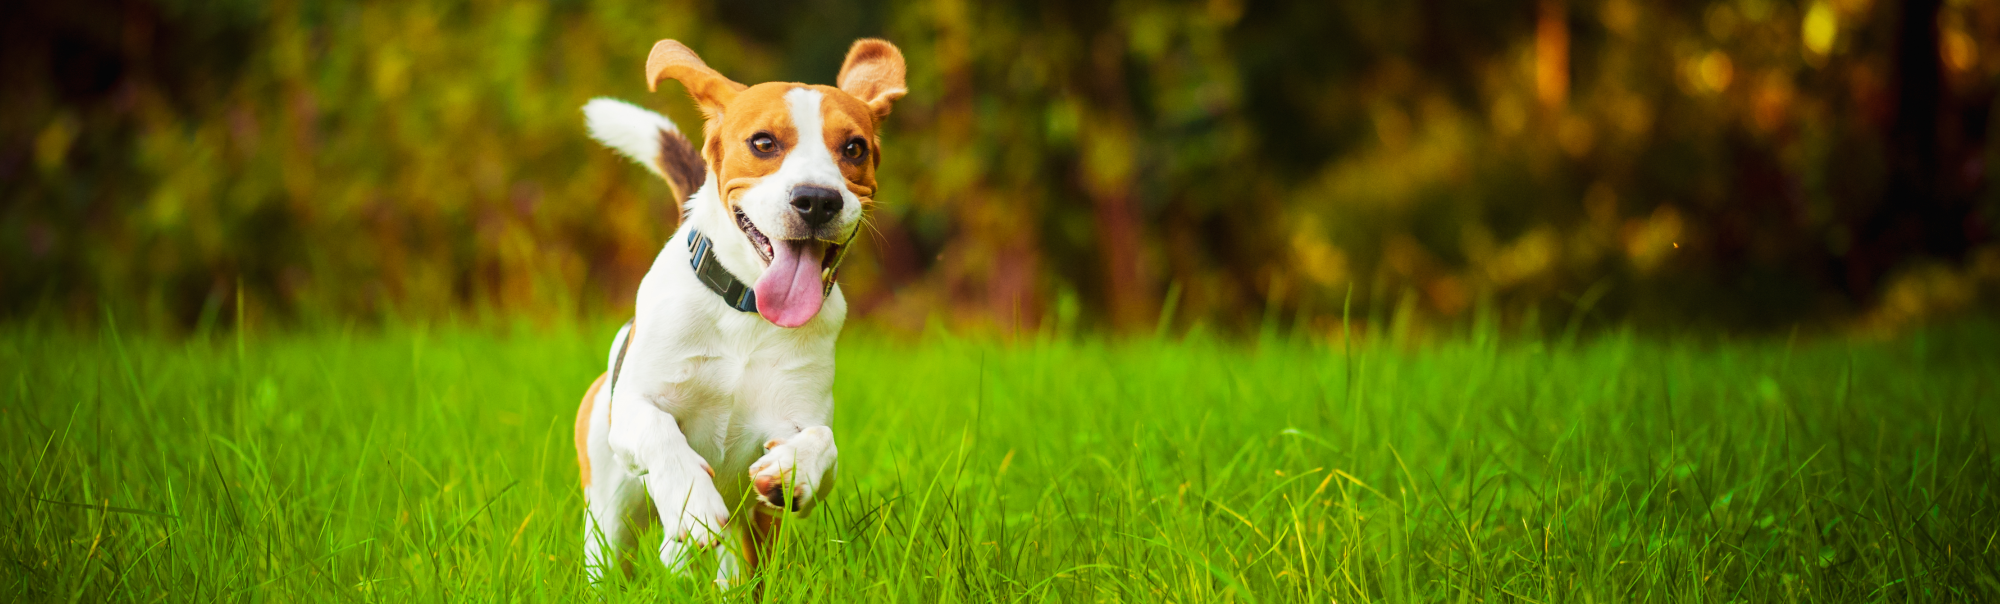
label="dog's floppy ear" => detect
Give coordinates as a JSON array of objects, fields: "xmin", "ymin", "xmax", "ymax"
[
  {"xmin": 836, "ymin": 39, "xmax": 907, "ymax": 119},
  {"xmin": 647, "ymin": 39, "xmax": 746, "ymax": 117}
]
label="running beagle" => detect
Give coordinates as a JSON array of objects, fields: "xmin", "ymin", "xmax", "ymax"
[{"xmin": 574, "ymin": 38, "xmax": 904, "ymax": 586}]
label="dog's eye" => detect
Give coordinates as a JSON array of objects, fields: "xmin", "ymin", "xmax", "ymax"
[
  {"xmin": 842, "ymin": 138, "xmax": 868, "ymax": 160},
  {"xmin": 748, "ymin": 134, "xmax": 778, "ymax": 155}
]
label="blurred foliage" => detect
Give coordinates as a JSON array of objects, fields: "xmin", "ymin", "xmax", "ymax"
[{"xmin": 4, "ymin": 0, "xmax": 1999, "ymax": 336}]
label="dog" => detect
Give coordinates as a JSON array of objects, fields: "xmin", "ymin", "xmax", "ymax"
[{"xmin": 572, "ymin": 38, "xmax": 904, "ymax": 586}]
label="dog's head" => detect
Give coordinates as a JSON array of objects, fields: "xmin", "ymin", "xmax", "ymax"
[{"xmin": 647, "ymin": 38, "xmax": 905, "ymax": 328}]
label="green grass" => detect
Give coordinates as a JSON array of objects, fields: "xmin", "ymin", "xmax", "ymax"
[{"xmin": 4, "ymin": 319, "xmax": 1998, "ymax": 602}]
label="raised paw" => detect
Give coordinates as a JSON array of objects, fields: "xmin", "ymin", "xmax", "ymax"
[
  {"xmin": 748, "ymin": 426, "xmax": 836, "ymax": 514},
  {"xmin": 645, "ymin": 460, "xmax": 731, "ymax": 549}
]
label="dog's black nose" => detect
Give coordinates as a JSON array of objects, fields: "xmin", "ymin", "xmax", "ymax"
[{"xmin": 789, "ymin": 185, "xmax": 843, "ymax": 228}]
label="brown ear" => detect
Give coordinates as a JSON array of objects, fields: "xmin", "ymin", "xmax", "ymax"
[
  {"xmin": 836, "ymin": 39, "xmax": 907, "ymax": 119},
  {"xmin": 647, "ymin": 40, "xmax": 746, "ymax": 117}
]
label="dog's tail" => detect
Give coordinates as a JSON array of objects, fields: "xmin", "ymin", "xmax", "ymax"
[{"xmin": 583, "ymin": 97, "xmax": 705, "ymax": 208}]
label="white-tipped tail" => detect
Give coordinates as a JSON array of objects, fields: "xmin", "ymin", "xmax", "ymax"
[{"xmin": 583, "ymin": 98, "xmax": 678, "ymax": 178}]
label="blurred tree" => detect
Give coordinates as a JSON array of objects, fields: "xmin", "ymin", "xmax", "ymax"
[{"xmin": 3, "ymin": 0, "xmax": 1995, "ymax": 335}]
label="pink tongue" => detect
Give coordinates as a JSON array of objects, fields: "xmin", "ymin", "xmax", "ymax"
[{"xmin": 753, "ymin": 240, "xmax": 828, "ymax": 328}]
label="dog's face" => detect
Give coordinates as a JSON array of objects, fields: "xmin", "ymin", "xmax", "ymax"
[{"xmin": 648, "ymin": 39, "xmax": 906, "ymax": 328}]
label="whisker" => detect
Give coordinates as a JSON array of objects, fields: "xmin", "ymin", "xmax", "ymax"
[
  {"xmin": 860, "ymin": 214, "xmax": 890, "ymax": 248},
  {"xmin": 853, "ymin": 197, "xmax": 891, "ymax": 247}
]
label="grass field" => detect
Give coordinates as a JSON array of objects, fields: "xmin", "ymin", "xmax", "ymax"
[{"xmin": 4, "ymin": 319, "xmax": 1998, "ymax": 602}]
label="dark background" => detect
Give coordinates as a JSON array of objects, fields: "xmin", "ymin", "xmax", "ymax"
[{"xmin": 4, "ymin": 0, "xmax": 1996, "ymax": 338}]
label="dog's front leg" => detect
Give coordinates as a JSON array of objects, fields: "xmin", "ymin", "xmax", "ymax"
[
  {"xmin": 748, "ymin": 424, "xmax": 839, "ymax": 515},
  {"xmin": 607, "ymin": 398, "xmax": 731, "ymax": 568}
]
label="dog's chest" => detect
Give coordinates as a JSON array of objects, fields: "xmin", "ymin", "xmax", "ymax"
[{"xmin": 647, "ymin": 318, "xmax": 836, "ymax": 472}]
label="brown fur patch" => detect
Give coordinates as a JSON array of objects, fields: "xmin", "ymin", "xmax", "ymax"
[
  {"xmin": 744, "ymin": 511, "xmax": 783, "ymax": 572},
  {"xmin": 646, "ymin": 40, "xmax": 745, "ymax": 113},
  {"xmin": 575, "ymin": 372, "xmax": 609, "ymax": 488},
  {"xmin": 836, "ymin": 39, "xmax": 907, "ymax": 118},
  {"xmin": 817, "ymin": 90, "xmax": 883, "ymax": 192},
  {"xmin": 708, "ymin": 84, "xmax": 804, "ymax": 205},
  {"xmin": 656, "ymin": 128, "xmax": 704, "ymax": 208}
]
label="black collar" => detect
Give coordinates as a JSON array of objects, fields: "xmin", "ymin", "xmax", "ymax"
[
  {"xmin": 687, "ymin": 227, "xmax": 759, "ymax": 313},
  {"xmin": 685, "ymin": 227, "xmax": 856, "ymax": 314}
]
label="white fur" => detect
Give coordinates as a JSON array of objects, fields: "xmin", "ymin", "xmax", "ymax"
[
  {"xmin": 583, "ymin": 97, "xmax": 680, "ymax": 180},
  {"xmin": 579, "ymin": 92, "xmax": 850, "ymax": 588}
]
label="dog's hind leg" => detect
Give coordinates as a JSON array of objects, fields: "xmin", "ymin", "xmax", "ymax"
[
  {"xmin": 714, "ymin": 511, "xmax": 780, "ymax": 591},
  {"xmin": 579, "ymin": 364, "xmax": 660, "ymax": 582},
  {"xmin": 579, "ymin": 372, "xmax": 630, "ymax": 583},
  {"xmin": 581, "ymin": 474, "xmax": 646, "ymax": 583},
  {"xmin": 711, "ymin": 522, "xmax": 746, "ymax": 589},
  {"xmin": 745, "ymin": 511, "xmax": 782, "ymax": 571}
]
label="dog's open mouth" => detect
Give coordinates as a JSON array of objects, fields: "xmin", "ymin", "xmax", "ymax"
[
  {"xmin": 732, "ymin": 206, "xmax": 844, "ymax": 274},
  {"xmin": 734, "ymin": 206, "xmax": 775, "ymax": 263},
  {"xmin": 734, "ymin": 206, "xmax": 845, "ymax": 328}
]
